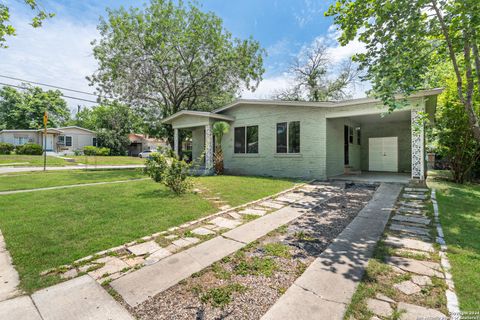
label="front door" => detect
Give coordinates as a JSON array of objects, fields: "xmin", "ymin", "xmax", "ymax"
[
  {"xmin": 45, "ymin": 134, "xmax": 54, "ymax": 151},
  {"xmin": 368, "ymin": 137, "xmax": 398, "ymax": 172}
]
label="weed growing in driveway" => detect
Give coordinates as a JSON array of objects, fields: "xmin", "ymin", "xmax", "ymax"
[
  {"xmin": 263, "ymin": 243, "xmax": 291, "ymax": 258},
  {"xmin": 212, "ymin": 263, "xmax": 232, "ymax": 280},
  {"xmin": 242, "ymin": 214, "xmax": 259, "ymax": 222},
  {"xmin": 200, "ymin": 283, "xmax": 247, "ymax": 307},
  {"xmin": 293, "ymin": 230, "xmax": 315, "ymax": 241}
]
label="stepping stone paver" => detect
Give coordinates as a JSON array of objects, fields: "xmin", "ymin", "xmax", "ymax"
[
  {"xmin": 164, "ymin": 234, "xmax": 178, "ymax": 240},
  {"xmin": 399, "ymin": 201, "xmax": 426, "ymax": 209},
  {"xmin": 367, "ymin": 298, "xmax": 393, "ymax": 317},
  {"xmin": 394, "ymin": 280, "xmax": 422, "ymax": 295},
  {"xmin": 392, "ymin": 215, "xmax": 430, "ymax": 225},
  {"xmin": 209, "ymin": 217, "xmax": 242, "ymax": 229},
  {"xmin": 171, "ymin": 237, "xmax": 200, "ymax": 248},
  {"xmin": 259, "ymin": 201, "xmax": 284, "ymax": 209},
  {"xmin": 411, "ymin": 275, "xmax": 432, "ymax": 286},
  {"xmin": 239, "ymin": 208, "xmax": 266, "ymax": 216},
  {"xmin": 404, "ymin": 187, "xmax": 429, "ymax": 192},
  {"xmin": 397, "ymin": 207, "xmax": 426, "ymax": 215},
  {"xmin": 127, "ymin": 240, "xmax": 162, "ymax": 256},
  {"xmin": 275, "ymin": 196, "xmax": 296, "ymax": 203},
  {"xmin": 375, "ymin": 293, "xmax": 395, "ymax": 303},
  {"xmin": 389, "ymin": 223, "xmax": 430, "ymax": 236},
  {"xmin": 144, "ymin": 248, "xmax": 172, "ymax": 265},
  {"xmin": 32, "ymin": 275, "xmax": 133, "ymax": 320},
  {"xmin": 191, "ymin": 227, "xmax": 216, "ymax": 236},
  {"xmin": 88, "ymin": 256, "xmax": 129, "ymax": 279},
  {"xmin": 0, "ymin": 296, "xmax": 42, "ymax": 320},
  {"xmin": 227, "ymin": 211, "xmax": 241, "ymax": 219},
  {"xmin": 60, "ymin": 269, "xmax": 78, "ymax": 279},
  {"xmin": 395, "ymin": 248, "xmax": 430, "ymax": 259},
  {"xmin": 402, "ymin": 193, "xmax": 427, "ymax": 200},
  {"xmin": 384, "ymin": 235, "xmax": 434, "ymax": 252},
  {"xmin": 386, "ymin": 256, "xmax": 444, "ymax": 278},
  {"xmin": 124, "ymin": 256, "xmax": 145, "ymax": 268},
  {"xmin": 397, "ymin": 302, "xmax": 447, "ymax": 320}
]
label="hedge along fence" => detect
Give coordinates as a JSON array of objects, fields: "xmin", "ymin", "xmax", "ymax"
[{"xmin": 0, "ymin": 143, "xmax": 15, "ymax": 155}]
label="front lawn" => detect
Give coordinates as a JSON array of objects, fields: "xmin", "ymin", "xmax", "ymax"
[
  {"xmin": 0, "ymin": 169, "xmax": 145, "ymax": 191},
  {"xmin": 0, "ymin": 175, "xmax": 296, "ymax": 292},
  {"xmin": 428, "ymin": 171, "xmax": 480, "ymax": 311},
  {"xmin": 0, "ymin": 155, "xmax": 145, "ymax": 167},
  {"xmin": 70, "ymin": 155, "xmax": 145, "ymax": 165},
  {"xmin": 0, "ymin": 155, "xmax": 73, "ymax": 166},
  {"xmin": 196, "ymin": 175, "xmax": 300, "ymax": 206}
]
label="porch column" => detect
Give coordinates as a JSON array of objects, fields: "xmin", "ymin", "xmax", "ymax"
[
  {"xmin": 205, "ymin": 124, "xmax": 213, "ymax": 170},
  {"xmin": 411, "ymin": 106, "xmax": 425, "ymax": 180},
  {"xmin": 173, "ymin": 128, "xmax": 179, "ymax": 156}
]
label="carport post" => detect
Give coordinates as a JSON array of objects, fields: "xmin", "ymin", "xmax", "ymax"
[{"xmin": 173, "ymin": 128, "xmax": 179, "ymax": 156}]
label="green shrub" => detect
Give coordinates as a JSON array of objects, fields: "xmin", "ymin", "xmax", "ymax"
[
  {"xmin": 0, "ymin": 143, "xmax": 15, "ymax": 155},
  {"xmin": 144, "ymin": 153, "xmax": 192, "ymax": 195},
  {"xmin": 83, "ymin": 146, "xmax": 110, "ymax": 156},
  {"xmin": 16, "ymin": 143, "xmax": 43, "ymax": 155}
]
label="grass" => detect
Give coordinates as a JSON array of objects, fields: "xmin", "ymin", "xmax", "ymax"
[
  {"xmin": 0, "ymin": 155, "xmax": 73, "ymax": 166},
  {"xmin": 0, "ymin": 174, "xmax": 296, "ymax": 293},
  {"xmin": 196, "ymin": 175, "xmax": 300, "ymax": 207},
  {"xmin": 199, "ymin": 283, "xmax": 247, "ymax": 307},
  {"xmin": 0, "ymin": 154, "xmax": 145, "ymax": 167},
  {"xmin": 428, "ymin": 170, "xmax": 480, "ymax": 311},
  {"xmin": 0, "ymin": 169, "xmax": 145, "ymax": 191}
]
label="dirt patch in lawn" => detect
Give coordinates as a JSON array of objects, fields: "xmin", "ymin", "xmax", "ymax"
[{"xmin": 131, "ymin": 183, "xmax": 376, "ymax": 320}]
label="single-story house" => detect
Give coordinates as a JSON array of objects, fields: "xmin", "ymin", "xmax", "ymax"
[
  {"xmin": 128, "ymin": 134, "xmax": 169, "ymax": 156},
  {"xmin": 0, "ymin": 126, "xmax": 97, "ymax": 153},
  {"xmin": 162, "ymin": 88, "xmax": 442, "ymax": 182}
]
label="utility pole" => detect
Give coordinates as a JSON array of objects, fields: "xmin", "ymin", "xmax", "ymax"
[{"xmin": 43, "ymin": 111, "xmax": 48, "ymax": 171}]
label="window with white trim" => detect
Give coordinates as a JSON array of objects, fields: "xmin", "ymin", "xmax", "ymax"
[
  {"xmin": 276, "ymin": 121, "xmax": 300, "ymax": 153},
  {"xmin": 234, "ymin": 125, "xmax": 258, "ymax": 154},
  {"xmin": 65, "ymin": 136, "xmax": 72, "ymax": 147}
]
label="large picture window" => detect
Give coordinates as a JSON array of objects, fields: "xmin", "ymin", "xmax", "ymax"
[
  {"xmin": 234, "ymin": 126, "xmax": 258, "ymax": 154},
  {"xmin": 277, "ymin": 121, "xmax": 300, "ymax": 153}
]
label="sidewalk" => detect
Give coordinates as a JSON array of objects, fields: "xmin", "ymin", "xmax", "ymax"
[
  {"xmin": 0, "ymin": 164, "xmax": 144, "ymax": 175},
  {"xmin": 262, "ymin": 183, "xmax": 403, "ymax": 320}
]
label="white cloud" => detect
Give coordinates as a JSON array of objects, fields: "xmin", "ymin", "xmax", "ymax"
[
  {"xmin": 241, "ymin": 74, "xmax": 294, "ymax": 99},
  {"xmin": 0, "ymin": 14, "xmax": 99, "ymax": 111}
]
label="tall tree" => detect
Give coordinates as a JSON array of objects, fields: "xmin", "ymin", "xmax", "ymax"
[
  {"xmin": 326, "ymin": 0, "xmax": 480, "ymax": 142},
  {"xmin": 0, "ymin": 0, "xmax": 54, "ymax": 48},
  {"xmin": 274, "ymin": 42, "xmax": 359, "ymax": 101},
  {"xmin": 71, "ymin": 102, "xmax": 139, "ymax": 155},
  {"xmin": 0, "ymin": 85, "xmax": 69, "ymax": 129},
  {"xmin": 89, "ymin": 0, "xmax": 265, "ymax": 146}
]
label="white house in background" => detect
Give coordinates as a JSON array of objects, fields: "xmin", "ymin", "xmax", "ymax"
[{"xmin": 0, "ymin": 126, "xmax": 97, "ymax": 154}]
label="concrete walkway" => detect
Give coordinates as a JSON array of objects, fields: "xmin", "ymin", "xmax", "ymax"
[
  {"xmin": 111, "ymin": 191, "xmax": 325, "ymax": 308},
  {"xmin": 0, "ymin": 178, "xmax": 150, "ymax": 195},
  {"xmin": 0, "ymin": 164, "xmax": 144, "ymax": 175},
  {"xmin": 262, "ymin": 183, "xmax": 403, "ymax": 320},
  {"xmin": 0, "ymin": 230, "xmax": 20, "ymax": 302}
]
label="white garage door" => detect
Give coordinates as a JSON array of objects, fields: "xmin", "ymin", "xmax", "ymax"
[{"xmin": 369, "ymin": 137, "xmax": 398, "ymax": 172}]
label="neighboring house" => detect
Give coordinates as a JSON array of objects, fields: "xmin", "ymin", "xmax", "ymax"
[
  {"xmin": 0, "ymin": 126, "xmax": 97, "ymax": 154},
  {"xmin": 162, "ymin": 88, "xmax": 442, "ymax": 182},
  {"xmin": 128, "ymin": 134, "xmax": 168, "ymax": 156}
]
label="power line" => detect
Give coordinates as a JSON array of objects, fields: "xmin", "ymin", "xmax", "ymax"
[
  {"xmin": 0, "ymin": 82, "xmax": 99, "ymax": 104},
  {"xmin": 0, "ymin": 74, "xmax": 98, "ymax": 96}
]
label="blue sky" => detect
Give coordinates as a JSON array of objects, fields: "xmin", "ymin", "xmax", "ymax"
[{"xmin": 0, "ymin": 0, "xmax": 367, "ymax": 110}]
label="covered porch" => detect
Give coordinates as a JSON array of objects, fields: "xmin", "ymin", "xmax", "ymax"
[
  {"xmin": 162, "ymin": 110, "xmax": 235, "ymax": 175},
  {"xmin": 325, "ymin": 98, "xmax": 435, "ymax": 184}
]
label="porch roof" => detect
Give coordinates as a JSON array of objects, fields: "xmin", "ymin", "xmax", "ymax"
[{"xmin": 161, "ymin": 110, "xmax": 235, "ymax": 125}]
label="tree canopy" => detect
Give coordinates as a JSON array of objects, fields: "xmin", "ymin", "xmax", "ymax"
[
  {"xmin": 326, "ymin": 0, "xmax": 480, "ymax": 142},
  {"xmin": 0, "ymin": 85, "xmax": 70, "ymax": 129},
  {"xmin": 71, "ymin": 102, "xmax": 139, "ymax": 155},
  {"xmin": 89, "ymin": 0, "xmax": 265, "ymax": 144},
  {"xmin": 274, "ymin": 41, "xmax": 359, "ymax": 101},
  {"xmin": 0, "ymin": 0, "xmax": 54, "ymax": 48}
]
